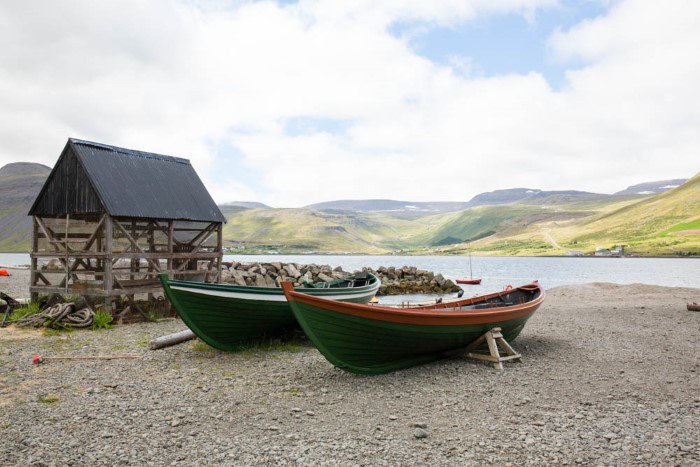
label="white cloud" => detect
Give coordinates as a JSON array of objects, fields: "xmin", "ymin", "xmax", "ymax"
[{"xmin": 0, "ymin": 0, "xmax": 698, "ymax": 207}]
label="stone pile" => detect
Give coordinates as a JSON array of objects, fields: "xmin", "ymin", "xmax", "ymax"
[
  {"xmin": 220, "ymin": 262, "xmax": 461, "ymax": 296},
  {"xmin": 371, "ymin": 265, "xmax": 461, "ymax": 295}
]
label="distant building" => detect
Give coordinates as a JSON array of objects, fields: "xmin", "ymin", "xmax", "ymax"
[
  {"xmin": 594, "ymin": 246, "xmax": 612, "ymax": 257},
  {"xmin": 611, "ymin": 245, "xmax": 625, "ymax": 256},
  {"xmin": 595, "ymin": 245, "xmax": 625, "ymax": 257},
  {"xmin": 566, "ymin": 250, "xmax": 585, "ymax": 257}
]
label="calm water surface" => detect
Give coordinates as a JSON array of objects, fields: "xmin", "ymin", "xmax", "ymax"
[
  {"xmin": 220, "ymin": 254, "xmax": 699, "ymax": 291},
  {"xmin": 2, "ymin": 253, "xmax": 697, "ymax": 302}
]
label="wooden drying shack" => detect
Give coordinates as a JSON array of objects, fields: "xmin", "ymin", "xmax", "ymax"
[{"xmin": 28, "ymin": 138, "xmax": 226, "ymax": 313}]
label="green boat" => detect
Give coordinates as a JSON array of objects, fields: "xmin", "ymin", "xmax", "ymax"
[
  {"xmin": 158, "ymin": 271, "xmax": 380, "ymax": 351},
  {"xmin": 281, "ymin": 281, "xmax": 545, "ymax": 375}
]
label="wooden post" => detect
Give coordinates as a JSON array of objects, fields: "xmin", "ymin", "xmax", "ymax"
[
  {"xmin": 103, "ymin": 216, "xmax": 113, "ymax": 312},
  {"xmin": 167, "ymin": 221, "xmax": 174, "ymax": 279},
  {"xmin": 217, "ymin": 223, "xmax": 223, "ymax": 283},
  {"xmin": 30, "ymin": 216, "xmax": 39, "ymax": 303},
  {"xmin": 131, "ymin": 219, "xmax": 137, "ymax": 282},
  {"xmin": 65, "ymin": 214, "xmax": 69, "ymax": 295},
  {"xmin": 148, "ymin": 221, "xmax": 155, "ymax": 301}
]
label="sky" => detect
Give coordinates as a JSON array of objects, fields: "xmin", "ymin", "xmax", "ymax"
[{"xmin": 1, "ymin": 0, "xmax": 699, "ymax": 207}]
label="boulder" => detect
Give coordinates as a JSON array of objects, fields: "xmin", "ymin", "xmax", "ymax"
[{"xmin": 317, "ymin": 273, "xmax": 334, "ymax": 283}]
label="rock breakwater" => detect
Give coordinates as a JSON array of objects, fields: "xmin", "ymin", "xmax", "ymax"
[{"xmin": 221, "ymin": 262, "xmax": 461, "ymax": 295}]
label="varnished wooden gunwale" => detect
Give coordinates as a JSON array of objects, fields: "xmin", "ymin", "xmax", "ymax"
[{"xmin": 281, "ymin": 281, "xmax": 544, "ymax": 326}]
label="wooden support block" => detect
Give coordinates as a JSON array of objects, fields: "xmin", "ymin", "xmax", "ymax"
[{"xmin": 460, "ymin": 327, "xmax": 522, "ymax": 371}]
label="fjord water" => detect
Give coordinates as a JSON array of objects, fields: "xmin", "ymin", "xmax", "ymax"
[
  {"xmin": 2, "ymin": 254, "xmax": 697, "ymax": 302},
  {"xmin": 219, "ymin": 255, "xmax": 699, "ymax": 291}
]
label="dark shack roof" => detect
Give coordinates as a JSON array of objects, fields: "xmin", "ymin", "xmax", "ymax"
[{"xmin": 29, "ymin": 138, "xmax": 226, "ymax": 223}]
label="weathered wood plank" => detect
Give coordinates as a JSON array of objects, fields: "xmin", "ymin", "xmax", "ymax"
[{"xmin": 149, "ymin": 330, "xmax": 196, "ymax": 350}]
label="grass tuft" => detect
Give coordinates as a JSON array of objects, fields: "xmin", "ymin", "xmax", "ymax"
[
  {"xmin": 192, "ymin": 341, "xmax": 217, "ymax": 353},
  {"xmin": 9, "ymin": 302, "xmax": 40, "ymax": 321},
  {"xmin": 38, "ymin": 395, "xmax": 60, "ymax": 404},
  {"xmin": 91, "ymin": 311, "xmax": 113, "ymax": 330}
]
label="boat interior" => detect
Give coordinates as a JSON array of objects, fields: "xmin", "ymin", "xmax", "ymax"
[
  {"xmin": 456, "ymin": 285, "xmax": 542, "ymax": 310},
  {"xmin": 303, "ymin": 271, "xmax": 374, "ymax": 289}
]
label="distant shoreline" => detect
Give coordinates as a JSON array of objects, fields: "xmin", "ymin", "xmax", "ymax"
[{"xmin": 1, "ymin": 251, "xmax": 699, "ymax": 259}]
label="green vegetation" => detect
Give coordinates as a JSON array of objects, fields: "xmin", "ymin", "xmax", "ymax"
[
  {"xmin": 91, "ymin": 311, "xmax": 114, "ymax": 330},
  {"xmin": 217, "ymin": 178, "xmax": 700, "ymax": 256},
  {"xmin": 3, "ymin": 166, "xmax": 699, "ymax": 257},
  {"xmin": 658, "ymin": 218, "xmax": 700, "ymax": 236},
  {"xmin": 43, "ymin": 326, "xmax": 72, "ymax": 336},
  {"xmin": 258, "ymin": 339, "xmax": 301, "ymax": 353},
  {"xmin": 192, "ymin": 340, "xmax": 217, "ymax": 353},
  {"xmin": 38, "ymin": 395, "xmax": 60, "ymax": 404},
  {"xmin": 9, "ymin": 302, "xmax": 40, "ymax": 321}
]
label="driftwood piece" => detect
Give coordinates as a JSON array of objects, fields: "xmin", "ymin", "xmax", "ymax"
[
  {"xmin": 149, "ymin": 329, "xmax": 196, "ymax": 350},
  {"xmin": 33, "ymin": 354, "xmax": 142, "ymax": 364},
  {"xmin": 688, "ymin": 302, "xmax": 700, "ymax": 312}
]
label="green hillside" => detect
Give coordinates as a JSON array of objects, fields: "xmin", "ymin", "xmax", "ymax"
[
  {"xmin": 562, "ymin": 172, "xmax": 700, "ymax": 255},
  {"xmin": 435, "ymin": 174, "xmax": 700, "ymax": 256},
  {"xmin": 2, "ymin": 161, "xmax": 698, "ymax": 257},
  {"xmin": 216, "ymin": 175, "xmax": 700, "ymax": 256},
  {"xmin": 221, "ymin": 208, "xmax": 429, "ymax": 254}
]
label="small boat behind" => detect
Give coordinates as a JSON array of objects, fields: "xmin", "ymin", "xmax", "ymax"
[
  {"xmin": 282, "ymin": 281, "xmax": 545, "ymax": 375},
  {"xmin": 159, "ymin": 271, "xmax": 380, "ymax": 351},
  {"xmin": 457, "ymin": 244, "xmax": 481, "ymax": 284},
  {"xmin": 456, "ymin": 278, "xmax": 482, "ymax": 285}
]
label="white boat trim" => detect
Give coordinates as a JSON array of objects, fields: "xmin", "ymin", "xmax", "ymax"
[{"xmin": 169, "ymin": 285, "xmax": 379, "ymax": 302}]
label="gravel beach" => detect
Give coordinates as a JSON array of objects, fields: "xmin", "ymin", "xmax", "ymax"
[{"xmin": 1, "ymin": 271, "xmax": 699, "ymax": 466}]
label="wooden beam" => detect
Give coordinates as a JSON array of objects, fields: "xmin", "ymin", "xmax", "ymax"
[
  {"xmin": 31, "ymin": 217, "xmax": 39, "ymax": 300},
  {"xmin": 35, "ymin": 217, "xmax": 63, "ymax": 253},
  {"xmin": 112, "ymin": 219, "xmax": 161, "ymax": 272},
  {"xmin": 80, "ymin": 215, "xmax": 106, "ymax": 252},
  {"xmin": 104, "ymin": 216, "xmax": 113, "ymax": 311},
  {"xmin": 216, "ymin": 223, "xmax": 223, "ymax": 284}
]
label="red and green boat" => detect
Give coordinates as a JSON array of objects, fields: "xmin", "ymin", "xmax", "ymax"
[
  {"xmin": 281, "ymin": 281, "xmax": 545, "ymax": 375},
  {"xmin": 159, "ymin": 272, "xmax": 380, "ymax": 351}
]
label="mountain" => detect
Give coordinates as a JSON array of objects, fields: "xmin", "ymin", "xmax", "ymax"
[
  {"xmin": 221, "ymin": 208, "xmax": 421, "ymax": 254},
  {"xmin": 304, "ymin": 199, "xmax": 470, "ymax": 214},
  {"xmin": 613, "ymin": 179, "xmax": 687, "ymax": 196},
  {"xmin": 0, "ymin": 162, "xmax": 51, "ymax": 177},
  {"xmin": 565, "ymin": 173, "xmax": 700, "ymax": 254},
  {"xmin": 220, "ymin": 201, "xmax": 271, "ymax": 209},
  {"xmin": 307, "ymin": 182, "xmax": 687, "ymax": 215},
  {"xmin": 305, "ymin": 190, "xmax": 611, "ymax": 215},
  {"xmin": 0, "ymin": 163, "xmax": 51, "ymax": 251},
  {"xmin": 465, "ymin": 188, "xmax": 609, "ymax": 207},
  {"xmin": 1, "ymin": 161, "xmax": 697, "ymax": 256},
  {"xmin": 439, "ymin": 173, "xmax": 700, "ymax": 256}
]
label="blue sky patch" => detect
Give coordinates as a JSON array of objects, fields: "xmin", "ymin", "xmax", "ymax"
[
  {"xmin": 391, "ymin": 1, "xmax": 610, "ymax": 90},
  {"xmin": 206, "ymin": 139, "xmax": 262, "ymax": 188}
]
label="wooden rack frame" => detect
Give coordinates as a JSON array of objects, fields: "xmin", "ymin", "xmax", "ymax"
[{"xmin": 30, "ymin": 214, "xmax": 223, "ymax": 310}]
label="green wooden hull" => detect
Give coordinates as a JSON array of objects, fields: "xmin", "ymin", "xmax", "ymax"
[
  {"xmin": 283, "ymin": 282, "xmax": 544, "ymax": 375},
  {"xmin": 158, "ymin": 272, "xmax": 380, "ymax": 351}
]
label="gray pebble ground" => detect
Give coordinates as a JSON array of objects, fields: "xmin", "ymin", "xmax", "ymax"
[{"xmin": 1, "ymin": 270, "xmax": 699, "ymax": 466}]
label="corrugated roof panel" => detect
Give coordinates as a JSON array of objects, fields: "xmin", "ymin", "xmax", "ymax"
[{"xmin": 67, "ymin": 139, "xmax": 225, "ymax": 222}]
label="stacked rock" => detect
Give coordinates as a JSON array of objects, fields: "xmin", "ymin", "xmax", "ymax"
[
  {"xmin": 219, "ymin": 262, "xmax": 461, "ymax": 296},
  {"xmin": 371, "ymin": 265, "xmax": 461, "ymax": 295}
]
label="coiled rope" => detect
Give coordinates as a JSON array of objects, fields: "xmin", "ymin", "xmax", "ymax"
[{"xmin": 14, "ymin": 302, "xmax": 95, "ymax": 328}]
